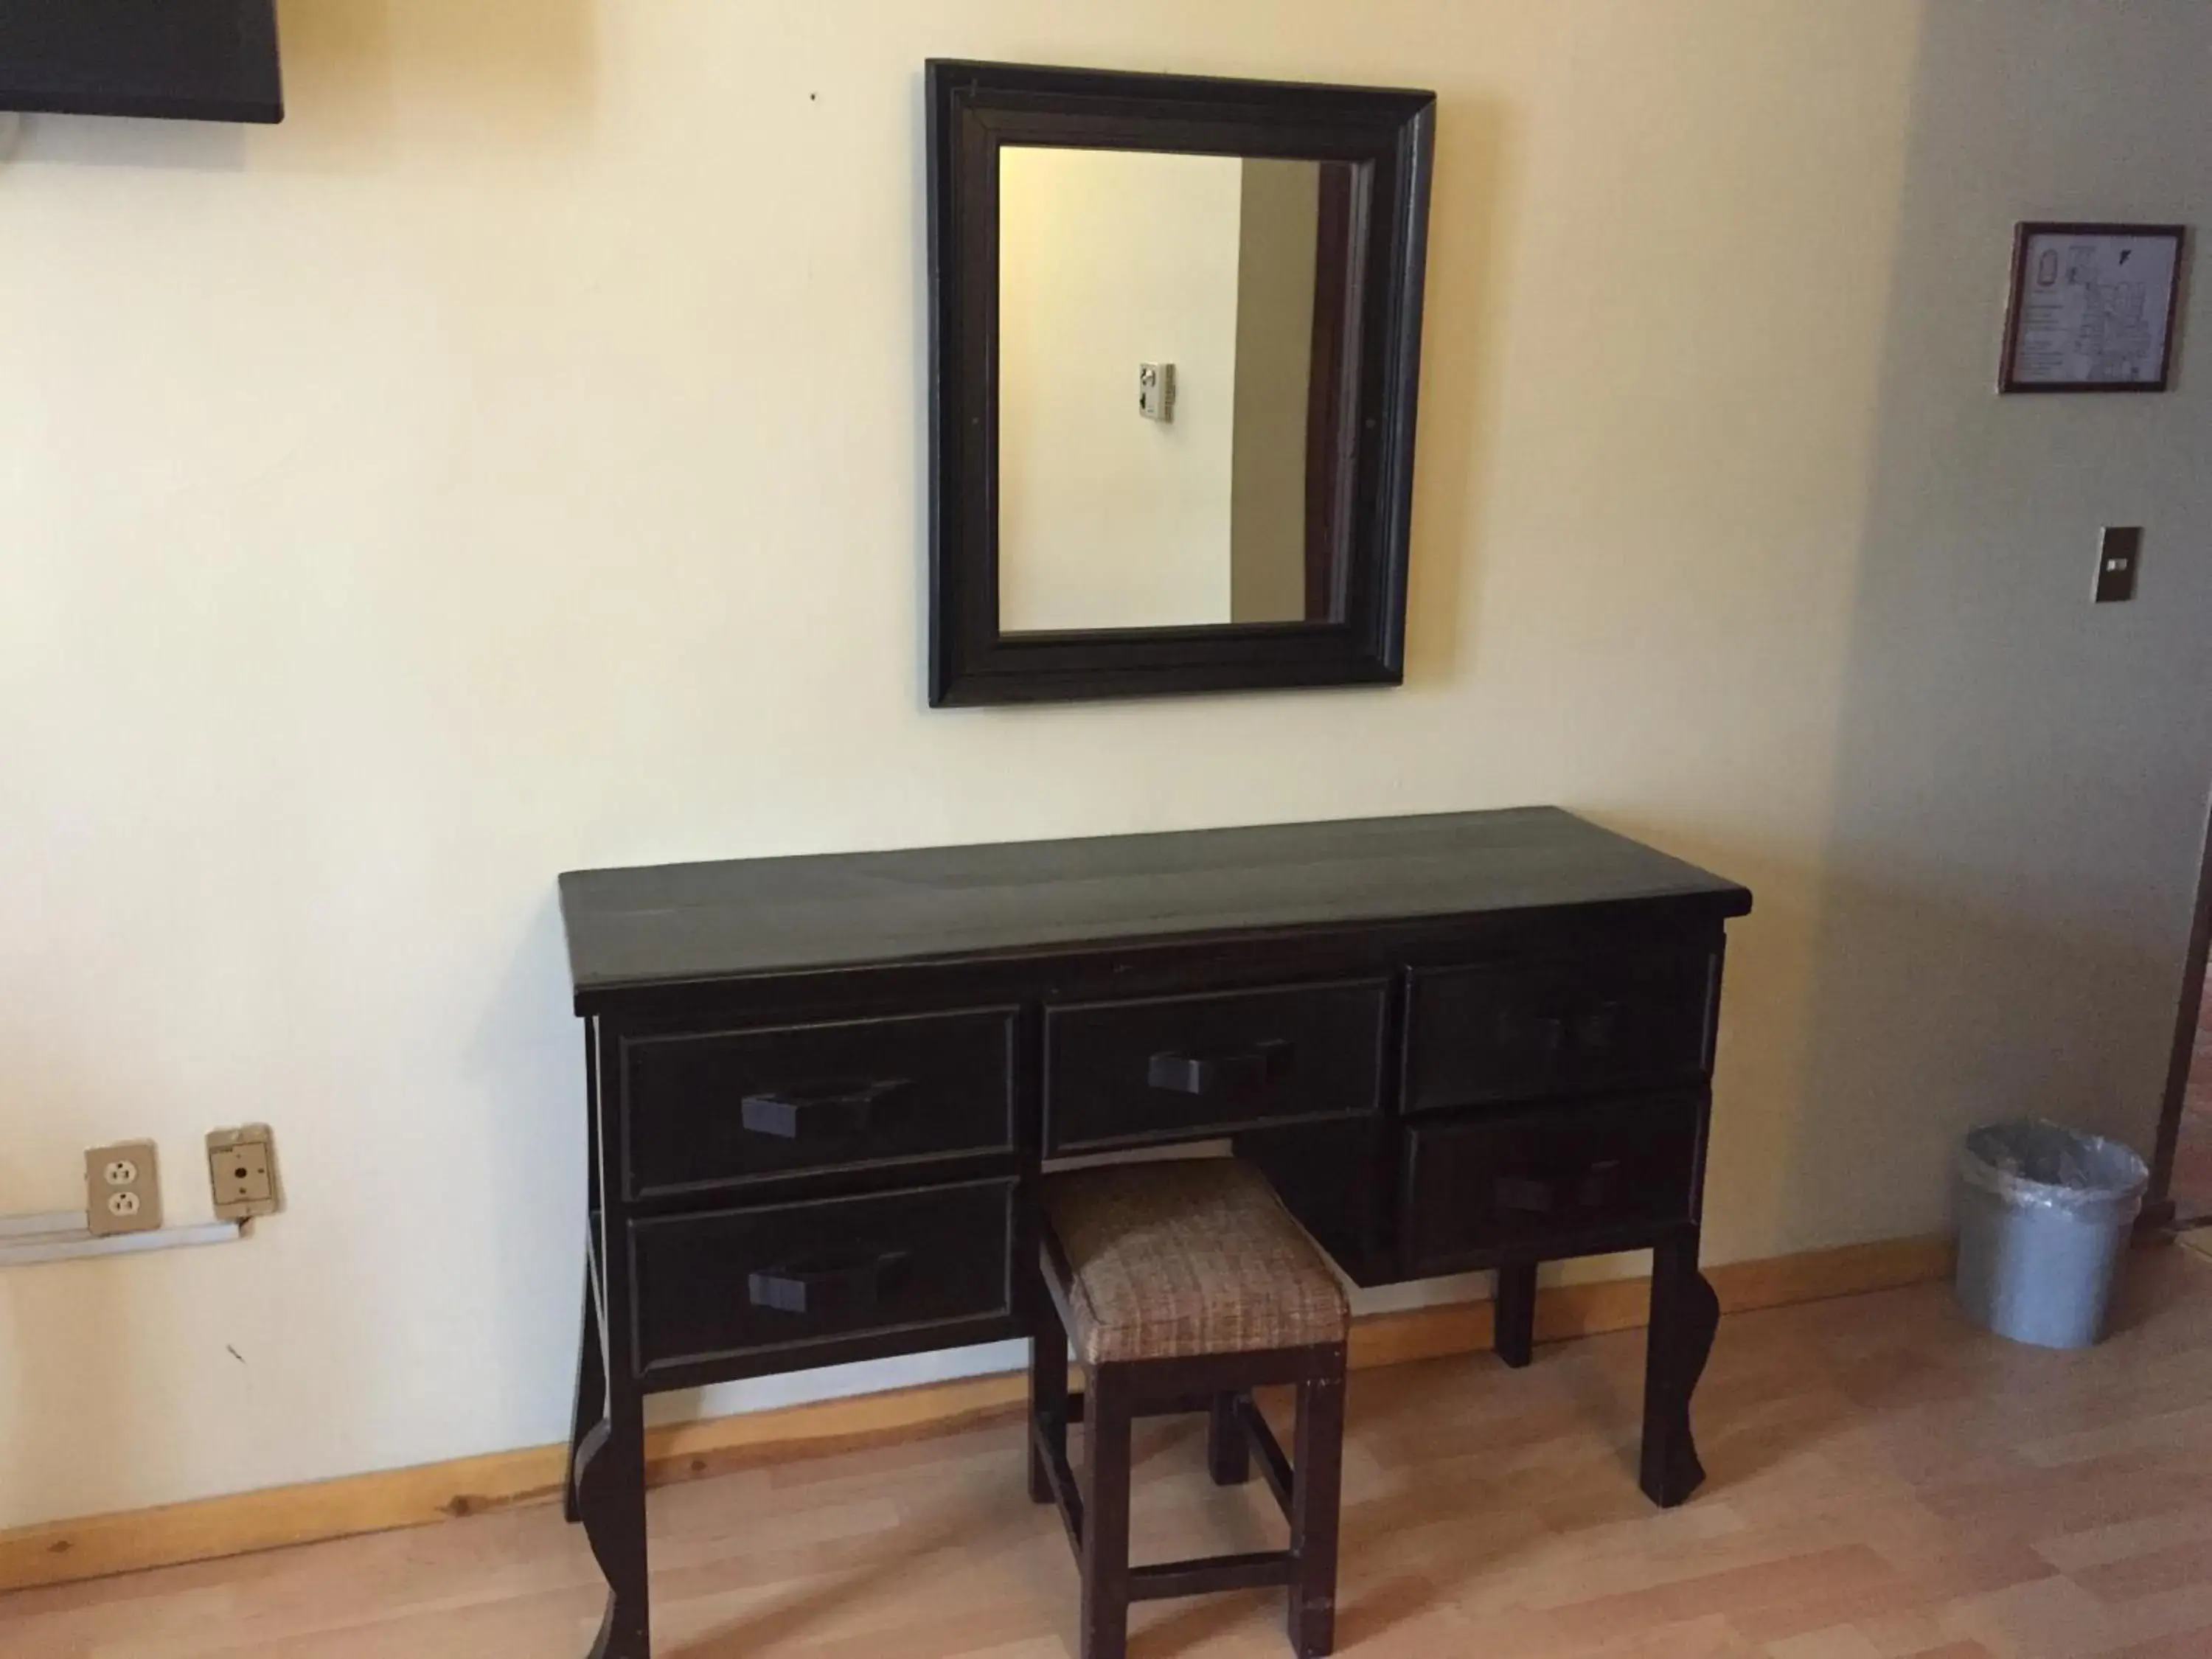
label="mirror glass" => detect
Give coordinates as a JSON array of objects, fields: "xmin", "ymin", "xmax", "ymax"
[{"xmin": 998, "ymin": 147, "xmax": 1358, "ymax": 634}]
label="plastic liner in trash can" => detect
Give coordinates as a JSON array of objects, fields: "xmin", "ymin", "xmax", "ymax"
[{"xmin": 1955, "ymin": 1120, "xmax": 2148, "ymax": 1350}]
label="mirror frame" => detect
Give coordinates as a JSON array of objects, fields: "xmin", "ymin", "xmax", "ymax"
[{"xmin": 926, "ymin": 59, "xmax": 1437, "ymax": 706}]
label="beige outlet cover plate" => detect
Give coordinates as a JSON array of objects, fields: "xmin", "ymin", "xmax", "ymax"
[
  {"xmin": 207, "ymin": 1124, "xmax": 282, "ymax": 1221},
  {"xmin": 86, "ymin": 1140, "xmax": 164, "ymax": 1237}
]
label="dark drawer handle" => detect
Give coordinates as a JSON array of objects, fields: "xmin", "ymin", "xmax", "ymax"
[
  {"xmin": 1147, "ymin": 1038, "xmax": 1294, "ymax": 1096},
  {"xmin": 740, "ymin": 1079, "xmax": 910, "ymax": 1141},
  {"xmin": 1497, "ymin": 1161, "xmax": 1623, "ymax": 1217},
  {"xmin": 747, "ymin": 1249, "xmax": 911, "ymax": 1316},
  {"xmin": 1495, "ymin": 1175, "xmax": 1557, "ymax": 1214},
  {"xmin": 1579, "ymin": 1159, "xmax": 1623, "ymax": 1207},
  {"xmin": 1517, "ymin": 1001, "xmax": 1626, "ymax": 1056},
  {"xmin": 1576, "ymin": 1001, "xmax": 1624, "ymax": 1050}
]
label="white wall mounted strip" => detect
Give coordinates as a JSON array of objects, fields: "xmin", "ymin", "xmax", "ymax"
[{"xmin": 0, "ymin": 1217, "xmax": 243, "ymax": 1267}]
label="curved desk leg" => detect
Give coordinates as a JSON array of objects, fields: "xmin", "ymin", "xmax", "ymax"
[
  {"xmin": 566, "ymin": 1259, "xmax": 605, "ymax": 1524},
  {"xmin": 1639, "ymin": 1222, "xmax": 1719, "ymax": 1508},
  {"xmin": 577, "ymin": 1396, "xmax": 650, "ymax": 1659}
]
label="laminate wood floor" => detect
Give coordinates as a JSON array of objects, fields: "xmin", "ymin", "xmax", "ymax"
[{"xmin": 5, "ymin": 1249, "xmax": 2209, "ymax": 1659}]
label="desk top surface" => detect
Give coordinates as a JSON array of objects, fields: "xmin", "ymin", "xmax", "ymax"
[{"xmin": 559, "ymin": 807, "xmax": 1750, "ymax": 1006}]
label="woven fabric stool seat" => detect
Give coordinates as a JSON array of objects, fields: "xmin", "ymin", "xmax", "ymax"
[
  {"xmin": 1044, "ymin": 1160, "xmax": 1350, "ymax": 1363},
  {"xmin": 1027, "ymin": 1158, "xmax": 1350, "ymax": 1659}
]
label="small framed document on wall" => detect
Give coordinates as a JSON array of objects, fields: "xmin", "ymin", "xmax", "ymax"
[{"xmin": 2000, "ymin": 222, "xmax": 2187, "ymax": 393}]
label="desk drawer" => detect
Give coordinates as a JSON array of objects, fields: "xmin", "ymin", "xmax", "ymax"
[
  {"xmin": 630, "ymin": 1178, "xmax": 1015, "ymax": 1377},
  {"xmin": 1404, "ymin": 949, "xmax": 1714, "ymax": 1113},
  {"xmin": 623, "ymin": 1009, "xmax": 1016, "ymax": 1198},
  {"xmin": 1399, "ymin": 1093, "xmax": 1701, "ymax": 1276},
  {"xmin": 1044, "ymin": 979, "xmax": 1387, "ymax": 1154}
]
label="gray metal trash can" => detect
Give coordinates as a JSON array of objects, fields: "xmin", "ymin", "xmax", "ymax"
[{"xmin": 1955, "ymin": 1120, "xmax": 2148, "ymax": 1349}]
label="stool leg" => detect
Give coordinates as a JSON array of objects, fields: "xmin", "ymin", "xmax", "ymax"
[
  {"xmin": 1288, "ymin": 1363, "xmax": 1346, "ymax": 1659},
  {"xmin": 1208, "ymin": 1391, "xmax": 1251, "ymax": 1486},
  {"xmin": 1080, "ymin": 1366, "xmax": 1133, "ymax": 1659},
  {"xmin": 1029, "ymin": 1323, "xmax": 1068, "ymax": 1506}
]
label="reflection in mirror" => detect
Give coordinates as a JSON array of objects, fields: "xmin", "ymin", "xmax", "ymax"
[{"xmin": 998, "ymin": 147, "xmax": 1357, "ymax": 634}]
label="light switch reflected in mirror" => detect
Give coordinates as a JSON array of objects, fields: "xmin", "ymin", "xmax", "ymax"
[{"xmin": 998, "ymin": 147, "xmax": 1360, "ymax": 635}]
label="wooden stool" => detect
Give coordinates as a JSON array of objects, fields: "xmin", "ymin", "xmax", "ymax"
[{"xmin": 1027, "ymin": 1160, "xmax": 1351, "ymax": 1659}]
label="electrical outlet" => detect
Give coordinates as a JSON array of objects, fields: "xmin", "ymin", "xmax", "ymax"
[
  {"xmin": 206, "ymin": 1124, "xmax": 282, "ymax": 1220},
  {"xmin": 86, "ymin": 1141, "xmax": 163, "ymax": 1237}
]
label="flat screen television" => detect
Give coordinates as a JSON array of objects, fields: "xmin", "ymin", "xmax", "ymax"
[{"xmin": 0, "ymin": 1, "xmax": 282, "ymax": 124}]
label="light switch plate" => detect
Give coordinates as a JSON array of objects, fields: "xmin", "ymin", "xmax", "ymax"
[
  {"xmin": 2096, "ymin": 526, "xmax": 2143, "ymax": 603},
  {"xmin": 1138, "ymin": 362, "xmax": 1176, "ymax": 423},
  {"xmin": 206, "ymin": 1124, "xmax": 282, "ymax": 1221},
  {"xmin": 86, "ymin": 1141, "xmax": 163, "ymax": 1237}
]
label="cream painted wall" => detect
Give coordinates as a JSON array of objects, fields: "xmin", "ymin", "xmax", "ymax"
[
  {"xmin": 3, "ymin": 0, "xmax": 2211, "ymax": 1528},
  {"xmin": 998, "ymin": 146, "xmax": 1242, "ymax": 630}
]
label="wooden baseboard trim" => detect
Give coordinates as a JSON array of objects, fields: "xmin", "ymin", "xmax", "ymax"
[{"xmin": 0, "ymin": 1231, "xmax": 1952, "ymax": 1596}]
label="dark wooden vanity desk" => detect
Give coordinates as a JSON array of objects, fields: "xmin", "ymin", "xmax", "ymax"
[{"xmin": 558, "ymin": 807, "xmax": 1752, "ymax": 1658}]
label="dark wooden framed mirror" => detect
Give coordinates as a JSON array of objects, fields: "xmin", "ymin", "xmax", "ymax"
[{"xmin": 927, "ymin": 60, "xmax": 1436, "ymax": 706}]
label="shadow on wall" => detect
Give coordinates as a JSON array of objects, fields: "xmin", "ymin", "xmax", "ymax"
[
  {"xmin": 8, "ymin": 0, "xmax": 597, "ymax": 171},
  {"xmin": 1790, "ymin": 1, "xmax": 2212, "ymax": 1251},
  {"xmin": 1400, "ymin": 95, "xmax": 1508, "ymax": 690},
  {"xmin": 1603, "ymin": 1, "xmax": 2211, "ymax": 1270}
]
